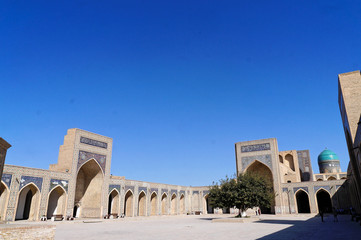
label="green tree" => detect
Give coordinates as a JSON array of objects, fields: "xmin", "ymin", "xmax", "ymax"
[{"xmin": 208, "ymin": 173, "xmax": 273, "ymax": 217}]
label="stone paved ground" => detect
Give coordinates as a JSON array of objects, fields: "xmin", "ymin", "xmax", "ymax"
[{"xmin": 53, "ymin": 214, "xmax": 361, "ymax": 240}]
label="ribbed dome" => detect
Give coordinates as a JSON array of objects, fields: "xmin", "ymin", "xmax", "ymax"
[{"xmin": 318, "ymin": 149, "xmax": 339, "ymax": 163}]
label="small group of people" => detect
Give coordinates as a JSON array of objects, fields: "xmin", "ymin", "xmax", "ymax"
[
  {"xmin": 319, "ymin": 207, "xmax": 339, "ymax": 222},
  {"xmin": 255, "ymin": 207, "xmax": 261, "ymax": 216}
]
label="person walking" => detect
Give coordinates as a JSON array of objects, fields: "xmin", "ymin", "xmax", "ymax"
[
  {"xmin": 320, "ymin": 209, "xmax": 324, "ymax": 222},
  {"xmin": 333, "ymin": 207, "xmax": 338, "ymax": 222}
]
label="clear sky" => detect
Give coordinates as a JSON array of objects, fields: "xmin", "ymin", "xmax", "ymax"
[{"xmin": 1, "ymin": 1, "xmax": 360, "ymax": 186}]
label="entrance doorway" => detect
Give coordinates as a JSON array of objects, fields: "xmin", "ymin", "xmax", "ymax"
[
  {"xmin": 150, "ymin": 192, "xmax": 157, "ymax": 216},
  {"xmin": 295, "ymin": 190, "xmax": 310, "ymax": 213},
  {"xmin": 108, "ymin": 189, "xmax": 120, "ymax": 215},
  {"xmin": 15, "ymin": 184, "xmax": 40, "ymax": 220},
  {"xmin": 138, "ymin": 191, "xmax": 146, "ymax": 216},
  {"xmin": 124, "ymin": 190, "xmax": 133, "ymax": 217},
  {"xmin": 47, "ymin": 186, "xmax": 66, "ymax": 219},
  {"xmin": 74, "ymin": 159, "xmax": 104, "ymax": 218},
  {"xmin": 316, "ymin": 189, "xmax": 332, "ymax": 213}
]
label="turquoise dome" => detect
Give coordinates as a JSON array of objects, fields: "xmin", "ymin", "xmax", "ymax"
[{"xmin": 318, "ymin": 149, "xmax": 339, "ymax": 163}]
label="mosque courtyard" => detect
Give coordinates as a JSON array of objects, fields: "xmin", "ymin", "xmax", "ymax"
[{"xmin": 51, "ymin": 214, "xmax": 361, "ymax": 240}]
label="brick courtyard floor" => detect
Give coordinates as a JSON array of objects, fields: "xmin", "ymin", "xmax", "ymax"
[{"xmin": 52, "ymin": 214, "xmax": 360, "ymax": 240}]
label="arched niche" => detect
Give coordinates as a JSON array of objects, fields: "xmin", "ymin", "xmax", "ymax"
[
  {"xmin": 15, "ymin": 183, "xmax": 40, "ymax": 221},
  {"xmin": 285, "ymin": 154, "xmax": 295, "ymax": 171},
  {"xmin": 170, "ymin": 193, "xmax": 177, "ymax": 215},
  {"xmin": 245, "ymin": 160, "xmax": 274, "ymax": 214},
  {"xmin": 124, "ymin": 190, "xmax": 133, "ymax": 217},
  {"xmin": 47, "ymin": 186, "xmax": 67, "ymax": 219},
  {"xmin": 161, "ymin": 193, "xmax": 168, "ymax": 215},
  {"xmin": 327, "ymin": 176, "xmax": 336, "ymax": 181},
  {"xmin": 179, "ymin": 194, "xmax": 185, "ymax": 214},
  {"xmin": 74, "ymin": 159, "xmax": 104, "ymax": 218},
  {"xmin": 295, "ymin": 190, "xmax": 310, "ymax": 213},
  {"xmin": 279, "ymin": 155, "xmax": 283, "ymax": 163},
  {"xmin": 150, "ymin": 192, "xmax": 157, "ymax": 216},
  {"xmin": 316, "ymin": 189, "xmax": 332, "ymax": 213},
  {"xmin": 138, "ymin": 191, "xmax": 146, "ymax": 216},
  {"xmin": 108, "ymin": 189, "xmax": 120, "ymax": 216},
  {"xmin": 0, "ymin": 181, "xmax": 10, "ymax": 221}
]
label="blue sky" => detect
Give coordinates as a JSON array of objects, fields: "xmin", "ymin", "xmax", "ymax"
[{"xmin": 1, "ymin": 1, "xmax": 360, "ymax": 186}]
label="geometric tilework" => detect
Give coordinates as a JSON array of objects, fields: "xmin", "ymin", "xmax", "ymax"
[
  {"xmin": 138, "ymin": 187, "xmax": 147, "ymax": 194},
  {"xmin": 170, "ymin": 189, "xmax": 177, "ymax": 195},
  {"xmin": 49, "ymin": 179, "xmax": 68, "ymax": 193},
  {"xmin": 1, "ymin": 173, "xmax": 12, "ymax": 188},
  {"xmin": 109, "ymin": 184, "xmax": 120, "ymax": 193},
  {"xmin": 241, "ymin": 154, "xmax": 272, "ymax": 170},
  {"xmin": 314, "ymin": 186, "xmax": 330, "ymax": 193},
  {"xmin": 179, "ymin": 190, "xmax": 185, "ymax": 196},
  {"xmin": 125, "ymin": 185, "xmax": 135, "ymax": 193},
  {"xmin": 282, "ymin": 188, "xmax": 288, "ymax": 192},
  {"xmin": 192, "ymin": 191, "xmax": 199, "ymax": 194},
  {"xmin": 19, "ymin": 176, "xmax": 43, "ymax": 192},
  {"xmin": 293, "ymin": 187, "xmax": 308, "ymax": 193},
  {"xmin": 78, "ymin": 150, "xmax": 106, "ymax": 174},
  {"xmin": 161, "ymin": 188, "xmax": 168, "ymax": 195},
  {"xmin": 150, "ymin": 188, "xmax": 158, "ymax": 194}
]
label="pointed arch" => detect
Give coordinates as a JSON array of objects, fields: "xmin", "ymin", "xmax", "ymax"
[
  {"xmin": 108, "ymin": 189, "xmax": 120, "ymax": 216},
  {"xmin": 203, "ymin": 194, "xmax": 213, "ymax": 214},
  {"xmin": 77, "ymin": 158, "xmax": 104, "ymax": 176},
  {"xmin": 74, "ymin": 158, "xmax": 104, "ymax": 218},
  {"xmin": 284, "ymin": 154, "xmax": 295, "ymax": 171},
  {"xmin": 124, "ymin": 189, "xmax": 134, "ymax": 217},
  {"xmin": 179, "ymin": 194, "xmax": 185, "ymax": 214},
  {"xmin": 150, "ymin": 191, "xmax": 158, "ymax": 216},
  {"xmin": 0, "ymin": 181, "xmax": 10, "ymax": 221},
  {"xmin": 161, "ymin": 193, "xmax": 168, "ymax": 215},
  {"xmin": 295, "ymin": 189, "xmax": 310, "ymax": 213},
  {"xmin": 327, "ymin": 176, "xmax": 336, "ymax": 181},
  {"xmin": 138, "ymin": 191, "xmax": 146, "ymax": 216},
  {"xmin": 316, "ymin": 188, "xmax": 332, "ymax": 213},
  {"xmin": 46, "ymin": 185, "xmax": 67, "ymax": 219},
  {"xmin": 244, "ymin": 160, "xmax": 274, "ymax": 214},
  {"xmin": 170, "ymin": 193, "xmax": 177, "ymax": 215},
  {"xmin": 15, "ymin": 183, "xmax": 40, "ymax": 221}
]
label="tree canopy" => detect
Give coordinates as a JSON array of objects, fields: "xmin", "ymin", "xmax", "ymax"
[{"xmin": 208, "ymin": 173, "xmax": 273, "ymax": 217}]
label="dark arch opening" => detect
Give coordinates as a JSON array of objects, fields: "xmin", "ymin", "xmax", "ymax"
[
  {"xmin": 316, "ymin": 190, "xmax": 332, "ymax": 213},
  {"xmin": 23, "ymin": 191, "xmax": 33, "ymax": 220},
  {"xmin": 296, "ymin": 190, "xmax": 310, "ymax": 213},
  {"xmin": 73, "ymin": 205, "xmax": 78, "ymax": 217}
]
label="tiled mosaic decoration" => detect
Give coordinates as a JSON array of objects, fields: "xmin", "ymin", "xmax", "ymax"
[
  {"xmin": 49, "ymin": 179, "xmax": 69, "ymax": 192},
  {"xmin": 19, "ymin": 176, "xmax": 43, "ymax": 191},
  {"xmin": 78, "ymin": 150, "xmax": 106, "ymax": 173},
  {"xmin": 1, "ymin": 173, "xmax": 12, "ymax": 188}
]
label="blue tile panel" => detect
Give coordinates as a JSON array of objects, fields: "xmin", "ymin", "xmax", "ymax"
[
  {"xmin": 49, "ymin": 179, "xmax": 69, "ymax": 192},
  {"xmin": 241, "ymin": 143, "xmax": 270, "ymax": 153},
  {"xmin": 19, "ymin": 176, "xmax": 43, "ymax": 191},
  {"xmin": 193, "ymin": 191, "xmax": 199, "ymax": 194},
  {"xmin": 1, "ymin": 174, "xmax": 12, "ymax": 188},
  {"xmin": 80, "ymin": 136, "xmax": 108, "ymax": 149},
  {"xmin": 109, "ymin": 184, "xmax": 120, "ymax": 194},
  {"xmin": 125, "ymin": 185, "xmax": 134, "ymax": 193},
  {"xmin": 138, "ymin": 187, "xmax": 147, "ymax": 194},
  {"xmin": 150, "ymin": 188, "xmax": 158, "ymax": 194},
  {"xmin": 78, "ymin": 150, "xmax": 106, "ymax": 174},
  {"xmin": 282, "ymin": 188, "xmax": 288, "ymax": 192},
  {"xmin": 179, "ymin": 190, "xmax": 185, "ymax": 196},
  {"xmin": 170, "ymin": 189, "xmax": 177, "ymax": 195},
  {"xmin": 241, "ymin": 154, "xmax": 272, "ymax": 170},
  {"xmin": 293, "ymin": 187, "xmax": 308, "ymax": 193},
  {"xmin": 161, "ymin": 189, "xmax": 168, "ymax": 195},
  {"xmin": 314, "ymin": 186, "xmax": 330, "ymax": 193}
]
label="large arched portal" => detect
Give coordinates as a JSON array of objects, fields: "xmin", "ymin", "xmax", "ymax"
[
  {"xmin": 150, "ymin": 192, "xmax": 158, "ymax": 216},
  {"xmin": 161, "ymin": 193, "xmax": 168, "ymax": 215},
  {"xmin": 47, "ymin": 186, "xmax": 66, "ymax": 219},
  {"xmin": 171, "ymin": 194, "xmax": 177, "ymax": 215},
  {"xmin": 245, "ymin": 160, "xmax": 274, "ymax": 213},
  {"xmin": 316, "ymin": 189, "xmax": 332, "ymax": 213},
  {"xmin": 74, "ymin": 159, "xmax": 104, "ymax": 218},
  {"xmin": 179, "ymin": 194, "xmax": 185, "ymax": 214},
  {"xmin": 0, "ymin": 182, "xmax": 9, "ymax": 221},
  {"xmin": 295, "ymin": 190, "xmax": 310, "ymax": 213},
  {"xmin": 108, "ymin": 189, "xmax": 120, "ymax": 216},
  {"xmin": 15, "ymin": 184, "xmax": 40, "ymax": 220},
  {"xmin": 138, "ymin": 191, "xmax": 146, "ymax": 216},
  {"xmin": 204, "ymin": 194, "xmax": 213, "ymax": 214},
  {"xmin": 124, "ymin": 190, "xmax": 133, "ymax": 217}
]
